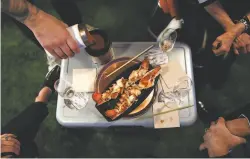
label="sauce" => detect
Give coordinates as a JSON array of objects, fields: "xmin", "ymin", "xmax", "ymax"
[
  {"xmin": 85, "ymin": 29, "xmax": 114, "ymax": 65},
  {"xmin": 89, "ymin": 33, "xmax": 105, "ymax": 50}
]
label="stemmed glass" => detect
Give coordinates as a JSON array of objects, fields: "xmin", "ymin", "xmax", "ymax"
[
  {"xmin": 158, "ymin": 28, "xmax": 177, "ymax": 53},
  {"xmin": 144, "ymin": 48, "xmax": 169, "ymax": 66},
  {"xmin": 158, "ymin": 76, "xmax": 192, "ymax": 109},
  {"xmin": 54, "ymin": 79, "xmax": 89, "ymax": 110}
]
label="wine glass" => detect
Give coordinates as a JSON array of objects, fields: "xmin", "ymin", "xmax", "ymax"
[
  {"xmin": 54, "ymin": 79, "xmax": 89, "ymax": 110},
  {"xmin": 158, "ymin": 28, "xmax": 177, "ymax": 53},
  {"xmin": 172, "ymin": 76, "xmax": 192, "ymax": 99},
  {"xmin": 158, "ymin": 76, "xmax": 192, "ymax": 109},
  {"xmin": 144, "ymin": 48, "xmax": 169, "ymax": 66}
]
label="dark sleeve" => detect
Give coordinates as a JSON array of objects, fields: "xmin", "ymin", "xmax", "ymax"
[
  {"xmin": 217, "ymin": 141, "xmax": 249, "ymax": 158},
  {"xmin": 2, "ymin": 102, "xmax": 48, "ymax": 142}
]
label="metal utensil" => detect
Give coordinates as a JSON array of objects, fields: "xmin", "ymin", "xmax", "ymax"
[
  {"xmin": 105, "ymin": 45, "xmax": 155, "ymax": 78},
  {"xmin": 82, "ymin": 23, "xmax": 96, "ymax": 46}
]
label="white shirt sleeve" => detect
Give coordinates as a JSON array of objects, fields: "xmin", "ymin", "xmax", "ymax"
[{"xmin": 198, "ymin": 0, "xmax": 209, "ymax": 3}]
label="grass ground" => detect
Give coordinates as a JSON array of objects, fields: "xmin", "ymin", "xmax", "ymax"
[{"xmin": 1, "ymin": 0, "xmax": 250, "ymax": 157}]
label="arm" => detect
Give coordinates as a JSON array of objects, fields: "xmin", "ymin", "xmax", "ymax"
[
  {"xmin": 157, "ymin": 0, "xmax": 184, "ymax": 41},
  {"xmin": 233, "ymin": 13, "xmax": 250, "ymax": 54},
  {"xmin": 203, "ymin": 0, "xmax": 235, "ymax": 31},
  {"xmin": 200, "ymin": 0, "xmax": 250, "ymax": 54},
  {"xmin": 199, "ymin": 118, "xmax": 247, "ymax": 157},
  {"xmin": 166, "ymin": 0, "xmax": 180, "ymax": 20},
  {"xmin": 226, "ymin": 104, "xmax": 250, "ymax": 137},
  {"xmin": 1, "ymin": 0, "xmax": 80, "ymax": 58},
  {"xmin": 226, "ymin": 117, "xmax": 250, "ymax": 137},
  {"xmin": 204, "ymin": 0, "xmax": 247, "ymax": 37},
  {"xmin": 1, "ymin": 0, "xmax": 39, "ymax": 25}
]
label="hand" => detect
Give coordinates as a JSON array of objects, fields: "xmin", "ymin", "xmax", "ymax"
[
  {"xmin": 199, "ymin": 117, "xmax": 246, "ymax": 157},
  {"xmin": 226, "ymin": 118, "xmax": 250, "ymax": 137},
  {"xmin": 212, "ymin": 31, "xmax": 236, "ymax": 55},
  {"xmin": 158, "ymin": 0, "xmax": 170, "ymax": 14},
  {"xmin": 1, "ymin": 134, "xmax": 20, "ymax": 157},
  {"xmin": 233, "ymin": 33, "xmax": 250, "ymax": 54},
  {"xmin": 25, "ymin": 11, "xmax": 80, "ymax": 59}
]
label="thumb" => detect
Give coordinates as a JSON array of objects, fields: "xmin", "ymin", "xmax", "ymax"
[
  {"xmin": 233, "ymin": 43, "xmax": 240, "ymax": 55},
  {"xmin": 199, "ymin": 143, "xmax": 207, "ymax": 151},
  {"xmin": 233, "ymin": 46, "xmax": 239, "ymax": 55},
  {"xmin": 232, "ymin": 136, "xmax": 247, "ymax": 146},
  {"xmin": 217, "ymin": 117, "xmax": 226, "ymax": 126}
]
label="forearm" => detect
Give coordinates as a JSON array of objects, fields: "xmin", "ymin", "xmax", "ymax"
[
  {"xmin": 226, "ymin": 118, "xmax": 250, "ymax": 137},
  {"xmin": 2, "ymin": 102, "xmax": 48, "ymax": 141},
  {"xmin": 204, "ymin": 1, "xmax": 235, "ymax": 31},
  {"xmin": 1, "ymin": 0, "xmax": 40, "ymax": 26}
]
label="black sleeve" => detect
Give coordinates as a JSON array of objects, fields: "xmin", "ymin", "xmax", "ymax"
[
  {"xmin": 1, "ymin": 102, "xmax": 49, "ymax": 142},
  {"xmin": 217, "ymin": 153, "xmax": 231, "ymax": 158},
  {"xmin": 227, "ymin": 142, "xmax": 249, "ymax": 158},
  {"xmin": 217, "ymin": 141, "xmax": 249, "ymax": 158}
]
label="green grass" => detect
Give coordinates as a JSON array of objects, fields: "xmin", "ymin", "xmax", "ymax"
[{"xmin": 5, "ymin": 0, "xmax": 250, "ymax": 157}]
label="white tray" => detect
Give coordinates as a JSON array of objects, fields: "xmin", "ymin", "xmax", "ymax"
[{"xmin": 56, "ymin": 42, "xmax": 197, "ymax": 127}]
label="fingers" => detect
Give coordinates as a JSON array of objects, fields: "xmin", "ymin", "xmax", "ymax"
[
  {"xmin": 212, "ymin": 40, "xmax": 226, "ymax": 55},
  {"xmin": 199, "ymin": 143, "xmax": 207, "ymax": 151},
  {"xmin": 217, "ymin": 117, "xmax": 226, "ymax": 125},
  {"xmin": 235, "ymin": 137, "xmax": 247, "ymax": 145},
  {"xmin": 46, "ymin": 48, "xmax": 61, "ymax": 59},
  {"xmin": 203, "ymin": 131, "xmax": 212, "ymax": 141},
  {"xmin": 159, "ymin": 0, "xmax": 170, "ymax": 14},
  {"xmin": 230, "ymin": 136, "xmax": 247, "ymax": 148},
  {"xmin": 1, "ymin": 139, "xmax": 21, "ymax": 156},
  {"xmin": 236, "ymin": 38, "xmax": 247, "ymax": 54},
  {"xmin": 1, "ymin": 144, "xmax": 20, "ymax": 156},
  {"xmin": 212, "ymin": 40, "xmax": 220, "ymax": 52},
  {"xmin": 54, "ymin": 48, "xmax": 67, "ymax": 59},
  {"xmin": 67, "ymin": 38, "xmax": 80, "ymax": 54},
  {"xmin": 1, "ymin": 134, "xmax": 20, "ymax": 146},
  {"xmin": 1, "ymin": 134, "xmax": 17, "ymax": 139},
  {"xmin": 211, "ymin": 121, "xmax": 216, "ymax": 126},
  {"xmin": 240, "ymin": 45, "xmax": 247, "ymax": 54},
  {"xmin": 213, "ymin": 44, "xmax": 229, "ymax": 55},
  {"xmin": 1, "ymin": 134, "xmax": 21, "ymax": 156},
  {"xmin": 1, "ymin": 138, "xmax": 20, "ymax": 146},
  {"xmin": 234, "ymin": 38, "xmax": 247, "ymax": 54},
  {"xmin": 60, "ymin": 44, "xmax": 74, "ymax": 58},
  {"xmin": 233, "ymin": 44, "xmax": 240, "ymax": 55}
]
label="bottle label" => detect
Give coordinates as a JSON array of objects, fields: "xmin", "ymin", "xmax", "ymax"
[{"xmin": 67, "ymin": 24, "xmax": 86, "ymax": 48}]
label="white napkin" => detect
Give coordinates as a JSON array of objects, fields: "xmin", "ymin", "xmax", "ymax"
[
  {"xmin": 154, "ymin": 62, "xmax": 187, "ymax": 128},
  {"xmin": 72, "ymin": 68, "xmax": 96, "ymax": 92}
]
